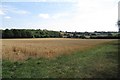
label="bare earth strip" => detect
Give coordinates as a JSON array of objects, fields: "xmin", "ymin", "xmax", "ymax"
[{"xmin": 1, "ymin": 38, "xmax": 117, "ymax": 61}]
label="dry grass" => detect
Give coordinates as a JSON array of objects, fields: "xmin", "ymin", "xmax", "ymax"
[{"xmin": 1, "ymin": 38, "xmax": 116, "ymax": 61}]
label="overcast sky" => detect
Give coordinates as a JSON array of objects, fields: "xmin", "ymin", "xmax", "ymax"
[{"xmin": 0, "ymin": 0, "xmax": 119, "ymax": 32}]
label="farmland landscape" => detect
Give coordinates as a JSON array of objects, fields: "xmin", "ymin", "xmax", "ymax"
[
  {"xmin": 1, "ymin": 0, "xmax": 120, "ymax": 79},
  {"xmin": 2, "ymin": 38, "xmax": 119, "ymax": 78}
]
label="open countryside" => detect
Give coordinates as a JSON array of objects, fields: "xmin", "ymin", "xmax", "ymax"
[
  {"xmin": 2, "ymin": 38, "xmax": 119, "ymax": 78},
  {"xmin": 1, "ymin": 0, "xmax": 120, "ymax": 79}
]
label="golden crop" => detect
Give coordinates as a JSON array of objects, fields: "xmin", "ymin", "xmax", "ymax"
[{"xmin": 2, "ymin": 38, "xmax": 115, "ymax": 61}]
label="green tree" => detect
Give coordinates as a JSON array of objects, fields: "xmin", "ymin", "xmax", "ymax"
[
  {"xmin": 20, "ymin": 30, "xmax": 27, "ymax": 38},
  {"xmin": 3, "ymin": 29, "xmax": 14, "ymax": 38},
  {"xmin": 12, "ymin": 29, "xmax": 21, "ymax": 38}
]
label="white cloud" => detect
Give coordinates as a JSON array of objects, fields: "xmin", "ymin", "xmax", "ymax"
[
  {"xmin": 38, "ymin": 13, "xmax": 69, "ymax": 19},
  {"xmin": 0, "ymin": 9, "xmax": 5, "ymax": 15},
  {"xmin": 38, "ymin": 14, "xmax": 50, "ymax": 19},
  {"xmin": 52, "ymin": 13, "xmax": 69, "ymax": 19},
  {"xmin": 1, "ymin": 5, "xmax": 30, "ymax": 15},
  {"xmin": 8, "ymin": 6, "xmax": 30, "ymax": 15},
  {"xmin": 4, "ymin": 16, "xmax": 11, "ymax": 19}
]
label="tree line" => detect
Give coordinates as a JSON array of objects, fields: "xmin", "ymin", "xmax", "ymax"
[
  {"xmin": 1, "ymin": 29, "xmax": 119, "ymax": 39},
  {"xmin": 2, "ymin": 29, "xmax": 62, "ymax": 38}
]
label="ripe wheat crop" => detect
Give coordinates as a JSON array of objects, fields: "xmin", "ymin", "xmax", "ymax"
[{"xmin": 2, "ymin": 38, "xmax": 115, "ymax": 61}]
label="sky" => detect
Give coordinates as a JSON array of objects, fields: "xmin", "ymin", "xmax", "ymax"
[{"xmin": 0, "ymin": 0, "xmax": 119, "ymax": 32}]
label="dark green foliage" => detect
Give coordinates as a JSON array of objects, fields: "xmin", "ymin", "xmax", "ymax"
[
  {"xmin": 2, "ymin": 29, "xmax": 14, "ymax": 38},
  {"xmin": 2, "ymin": 29, "xmax": 62, "ymax": 38}
]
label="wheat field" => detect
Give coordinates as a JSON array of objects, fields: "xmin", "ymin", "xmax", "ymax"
[{"xmin": 2, "ymin": 38, "xmax": 115, "ymax": 61}]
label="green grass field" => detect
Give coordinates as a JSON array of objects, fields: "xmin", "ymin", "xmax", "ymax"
[{"xmin": 2, "ymin": 40, "xmax": 118, "ymax": 78}]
